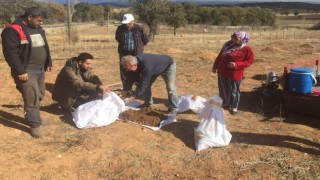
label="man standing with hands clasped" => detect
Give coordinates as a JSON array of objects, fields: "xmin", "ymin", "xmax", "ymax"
[
  {"xmin": 115, "ymin": 13, "xmax": 149, "ymax": 89},
  {"xmin": 1, "ymin": 7, "xmax": 53, "ymax": 138}
]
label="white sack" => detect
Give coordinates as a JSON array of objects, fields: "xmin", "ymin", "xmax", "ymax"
[
  {"xmin": 72, "ymin": 92, "xmax": 126, "ymax": 129},
  {"xmin": 194, "ymin": 95, "xmax": 232, "ymax": 151},
  {"xmin": 178, "ymin": 94, "xmax": 207, "ymax": 113}
]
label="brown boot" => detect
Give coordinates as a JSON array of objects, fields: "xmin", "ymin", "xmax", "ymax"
[{"xmin": 30, "ymin": 127, "xmax": 43, "ymax": 138}]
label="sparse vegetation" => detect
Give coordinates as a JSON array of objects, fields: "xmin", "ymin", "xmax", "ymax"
[
  {"xmin": 0, "ymin": 23, "xmax": 319, "ymax": 179},
  {"xmin": 0, "ymin": 1, "xmax": 319, "ymax": 179}
]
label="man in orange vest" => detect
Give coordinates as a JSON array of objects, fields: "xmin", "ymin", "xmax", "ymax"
[{"xmin": 1, "ymin": 7, "xmax": 53, "ymax": 138}]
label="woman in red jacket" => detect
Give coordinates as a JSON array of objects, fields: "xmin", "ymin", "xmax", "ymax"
[{"xmin": 212, "ymin": 31, "xmax": 254, "ymax": 115}]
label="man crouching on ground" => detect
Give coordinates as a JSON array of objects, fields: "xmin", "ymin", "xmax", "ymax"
[{"xmin": 52, "ymin": 52, "xmax": 111, "ymax": 112}]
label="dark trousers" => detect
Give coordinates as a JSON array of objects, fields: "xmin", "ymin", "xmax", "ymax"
[
  {"xmin": 218, "ymin": 75, "xmax": 241, "ymax": 110},
  {"xmin": 12, "ymin": 68, "xmax": 45, "ymax": 128},
  {"xmin": 73, "ymin": 90, "xmax": 100, "ymax": 109}
]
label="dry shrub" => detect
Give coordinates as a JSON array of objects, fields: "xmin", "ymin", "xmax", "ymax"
[
  {"xmin": 165, "ymin": 48, "xmax": 184, "ymax": 54},
  {"xmin": 261, "ymin": 46, "xmax": 291, "ymax": 52},
  {"xmin": 193, "ymin": 50, "xmax": 218, "ymax": 60}
]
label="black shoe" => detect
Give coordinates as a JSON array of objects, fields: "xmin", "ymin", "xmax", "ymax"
[{"xmin": 139, "ymin": 103, "xmax": 152, "ymax": 108}]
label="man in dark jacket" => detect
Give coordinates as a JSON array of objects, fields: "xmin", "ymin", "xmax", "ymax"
[
  {"xmin": 121, "ymin": 54, "xmax": 179, "ymax": 116},
  {"xmin": 115, "ymin": 14, "xmax": 149, "ymax": 89},
  {"xmin": 1, "ymin": 7, "xmax": 53, "ymax": 138},
  {"xmin": 52, "ymin": 53, "xmax": 111, "ymax": 112}
]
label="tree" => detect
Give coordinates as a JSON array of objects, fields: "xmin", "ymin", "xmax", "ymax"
[
  {"xmin": 73, "ymin": 2, "xmax": 90, "ymax": 22},
  {"xmin": 90, "ymin": 5, "xmax": 104, "ymax": 21},
  {"xmin": 198, "ymin": 7, "xmax": 214, "ymax": 24},
  {"xmin": 166, "ymin": 3, "xmax": 187, "ymax": 35},
  {"xmin": 223, "ymin": 6, "xmax": 245, "ymax": 26},
  {"xmin": 181, "ymin": 2, "xmax": 201, "ymax": 24},
  {"xmin": 217, "ymin": 15, "xmax": 231, "ymax": 26},
  {"xmin": 0, "ymin": 0, "xmax": 38, "ymax": 25},
  {"xmin": 103, "ymin": 5, "xmax": 112, "ymax": 20},
  {"xmin": 294, "ymin": 11, "xmax": 299, "ymax": 16},
  {"xmin": 281, "ymin": 10, "xmax": 290, "ymax": 16},
  {"xmin": 245, "ymin": 7, "xmax": 262, "ymax": 26},
  {"xmin": 42, "ymin": 2, "xmax": 66, "ymax": 23},
  {"xmin": 72, "ymin": 3, "xmax": 104, "ymax": 22},
  {"xmin": 258, "ymin": 8, "xmax": 276, "ymax": 26},
  {"xmin": 131, "ymin": 0, "xmax": 170, "ymax": 41},
  {"xmin": 210, "ymin": 7, "xmax": 222, "ymax": 25}
]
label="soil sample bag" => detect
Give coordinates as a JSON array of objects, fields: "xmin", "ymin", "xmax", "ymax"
[
  {"xmin": 178, "ymin": 94, "xmax": 207, "ymax": 113},
  {"xmin": 194, "ymin": 95, "xmax": 232, "ymax": 151},
  {"xmin": 72, "ymin": 92, "xmax": 126, "ymax": 128}
]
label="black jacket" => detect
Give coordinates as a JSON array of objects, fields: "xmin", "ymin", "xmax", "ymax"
[
  {"xmin": 1, "ymin": 17, "xmax": 52, "ymax": 75},
  {"xmin": 115, "ymin": 24, "xmax": 149, "ymax": 56}
]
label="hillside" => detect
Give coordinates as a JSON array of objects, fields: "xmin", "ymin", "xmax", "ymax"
[
  {"xmin": 99, "ymin": 1, "xmax": 320, "ymax": 12},
  {"xmin": 236, "ymin": 2, "xmax": 320, "ymax": 12}
]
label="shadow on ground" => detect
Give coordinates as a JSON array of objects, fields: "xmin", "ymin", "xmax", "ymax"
[
  {"xmin": 232, "ymin": 131, "xmax": 320, "ymax": 155},
  {"xmin": 162, "ymin": 118, "xmax": 198, "ymax": 150},
  {"xmin": 239, "ymin": 86, "xmax": 320, "ymax": 130},
  {"xmin": 59, "ymin": 112, "xmax": 77, "ymax": 128},
  {"xmin": 45, "ymin": 82, "xmax": 54, "ymax": 94},
  {"xmin": 41, "ymin": 103, "xmax": 65, "ymax": 115},
  {"xmin": 0, "ymin": 109, "xmax": 29, "ymax": 133}
]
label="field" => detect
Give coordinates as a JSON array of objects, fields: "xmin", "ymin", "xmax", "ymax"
[{"xmin": 0, "ymin": 23, "xmax": 319, "ymax": 179}]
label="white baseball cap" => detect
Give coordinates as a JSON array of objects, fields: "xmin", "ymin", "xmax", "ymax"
[{"xmin": 121, "ymin": 14, "xmax": 134, "ymax": 24}]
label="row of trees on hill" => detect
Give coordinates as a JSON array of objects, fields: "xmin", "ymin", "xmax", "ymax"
[
  {"xmin": 0, "ymin": 0, "xmax": 276, "ymax": 38},
  {"xmin": 130, "ymin": 0, "xmax": 276, "ymax": 39}
]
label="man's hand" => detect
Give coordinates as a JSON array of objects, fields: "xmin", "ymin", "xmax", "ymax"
[
  {"xmin": 18, "ymin": 73, "xmax": 28, "ymax": 81},
  {"xmin": 212, "ymin": 68, "xmax": 217, "ymax": 73},
  {"xmin": 227, "ymin": 62, "xmax": 236, "ymax": 68},
  {"xmin": 99, "ymin": 85, "xmax": 111, "ymax": 93},
  {"xmin": 46, "ymin": 67, "xmax": 53, "ymax": 72}
]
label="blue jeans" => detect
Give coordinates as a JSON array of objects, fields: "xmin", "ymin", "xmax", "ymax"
[
  {"xmin": 143, "ymin": 62, "xmax": 179, "ymax": 112},
  {"xmin": 12, "ymin": 68, "xmax": 45, "ymax": 128}
]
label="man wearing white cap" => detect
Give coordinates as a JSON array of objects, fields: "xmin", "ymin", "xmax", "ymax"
[{"xmin": 115, "ymin": 14, "xmax": 149, "ymax": 90}]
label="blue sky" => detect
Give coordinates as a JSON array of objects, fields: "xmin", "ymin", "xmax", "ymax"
[{"xmin": 37, "ymin": 0, "xmax": 320, "ymax": 4}]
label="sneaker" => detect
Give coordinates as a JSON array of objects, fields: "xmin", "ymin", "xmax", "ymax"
[
  {"xmin": 229, "ymin": 108, "xmax": 238, "ymax": 115},
  {"xmin": 166, "ymin": 109, "xmax": 178, "ymax": 117},
  {"xmin": 30, "ymin": 127, "xmax": 43, "ymax": 138}
]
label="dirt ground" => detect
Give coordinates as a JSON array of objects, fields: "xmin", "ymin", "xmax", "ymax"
[{"xmin": 0, "ymin": 24, "xmax": 319, "ymax": 179}]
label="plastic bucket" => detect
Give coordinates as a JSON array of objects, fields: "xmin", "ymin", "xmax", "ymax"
[{"xmin": 288, "ymin": 67, "xmax": 317, "ymax": 94}]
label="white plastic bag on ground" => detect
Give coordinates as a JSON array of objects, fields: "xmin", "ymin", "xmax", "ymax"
[
  {"xmin": 178, "ymin": 94, "xmax": 207, "ymax": 113},
  {"xmin": 72, "ymin": 92, "xmax": 126, "ymax": 129},
  {"xmin": 194, "ymin": 95, "xmax": 232, "ymax": 151},
  {"xmin": 189, "ymin": 96, "xmax": 207, "ymax": 114}
]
